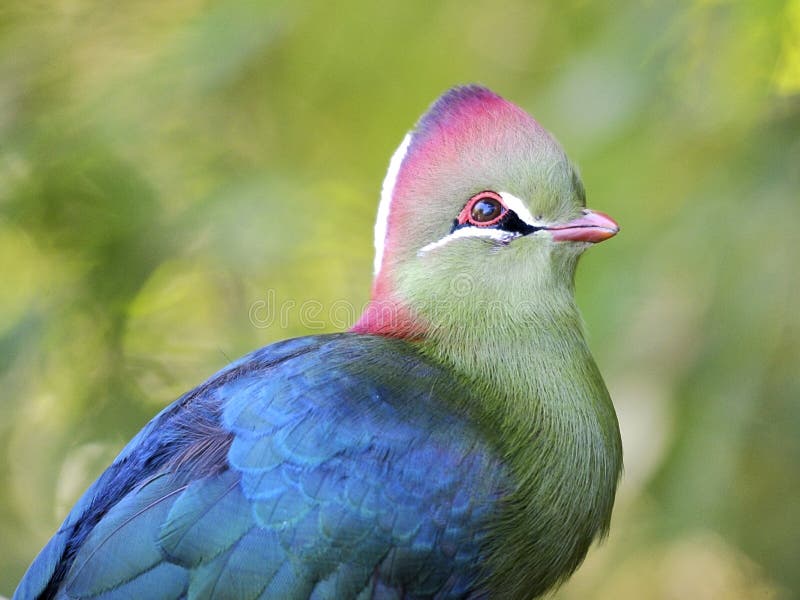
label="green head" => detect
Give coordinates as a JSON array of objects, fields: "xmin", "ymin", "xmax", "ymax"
[{"xmin": 353, "ymin": 85, "xmax": 618, "ymax": 338}]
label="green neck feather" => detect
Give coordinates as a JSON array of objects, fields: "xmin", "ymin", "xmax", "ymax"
[{"xmin": 398, "ymin": 244, "xmax": 623, "ymax": 597}]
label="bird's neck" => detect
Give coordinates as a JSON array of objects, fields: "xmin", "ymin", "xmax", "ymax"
[
  {"xmin": 352, "ymin": 270, "xmax": 427, "ymax": 338},
  {"xmin": 416, "ymin": 290, "xmax": 622, "ymax": 595},
  {"xmin": 417, "ymin": 291, "xmax": 619, "ymax": 451}
]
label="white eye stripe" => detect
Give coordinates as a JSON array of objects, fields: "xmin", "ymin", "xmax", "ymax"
[
  {"xmin": 498, "ymin": 191, "xmax": 539, "ymax": 226},
  {"xmin": 417, "ymin": 227, "xmax": 519, "ymax": 256},
  {"xmin": 374, "ymin": 133, "xmax": 413, "ymax": 277},
  {"xmin": 417, "ymin": 191, "xmax": 540, "ymax": 257}
]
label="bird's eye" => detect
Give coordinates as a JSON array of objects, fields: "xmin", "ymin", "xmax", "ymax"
[
  {"xmin": 471, "ymin": 198, "xmax": 502, "ymax": 222},
  {"xmin": 462, "ymin": 191, "xmax": 506, "ymax": 227}
]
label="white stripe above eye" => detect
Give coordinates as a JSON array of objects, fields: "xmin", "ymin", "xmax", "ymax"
[
  {"xmin": 417, "ymin": 191, "xmax": 541, "ymax": 257},
  {"xmin": 498, "ymin": 191, "xmax": 539, "ymax": 226},
  {"xmin": 374, "ymin": 133, "xmax": 413, "ymax": 277}
]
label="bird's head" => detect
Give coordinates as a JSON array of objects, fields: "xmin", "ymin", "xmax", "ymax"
[{"xmin": 353, "ymin": 86, "xmax": 618, "ymax": 339}]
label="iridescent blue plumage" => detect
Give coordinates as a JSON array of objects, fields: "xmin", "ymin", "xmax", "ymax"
[{"xmin": 16, "ymin": 334, "xmax": 507, "ymax": 599}]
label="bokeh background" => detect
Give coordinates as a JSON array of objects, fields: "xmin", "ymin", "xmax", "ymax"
[{"xmin": 1, "ymin": 1, "xmax": 798, "ymax": 597}]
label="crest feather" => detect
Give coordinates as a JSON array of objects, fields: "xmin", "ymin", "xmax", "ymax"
[{"xmin": 415, "ymin": 85, "xmax": 504, "ymax": 135}]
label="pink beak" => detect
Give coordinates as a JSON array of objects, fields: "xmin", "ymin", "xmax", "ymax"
[{"xmin": 546, "ymin": 210, "xmax": 619, "ymax": 243}]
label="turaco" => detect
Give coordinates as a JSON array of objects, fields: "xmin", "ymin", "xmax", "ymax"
[{"xmin": 15, "ymin": 85, "xmax": 622, "ymax": 600}]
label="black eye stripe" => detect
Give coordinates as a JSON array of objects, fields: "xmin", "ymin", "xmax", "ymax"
[
  {"xmin": 450, "ymin": 209, "xmax": 540, "ymax": 235},
  {"xmin": 497, "ymin": 210, "xmax": 539, "ymax": 235}
]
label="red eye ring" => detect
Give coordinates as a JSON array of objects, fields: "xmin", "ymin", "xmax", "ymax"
[{"xmin": 458, "ymin": 191, "xmax": 507, "ymax": 227}]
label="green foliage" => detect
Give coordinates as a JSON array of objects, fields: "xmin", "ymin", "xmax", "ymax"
[{"xmin": 0, "ymin": 1, "xmax": 797, "ymax": 597}]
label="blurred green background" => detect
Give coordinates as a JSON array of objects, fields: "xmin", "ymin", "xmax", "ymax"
[{"xmin": 1, "ymin": 0, "xmax": 798, "ymax": 597}]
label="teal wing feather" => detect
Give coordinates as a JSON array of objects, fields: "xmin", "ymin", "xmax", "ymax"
[{"xmin": 16, "ymin": 334, "xmax": 507, "ymax": 599}]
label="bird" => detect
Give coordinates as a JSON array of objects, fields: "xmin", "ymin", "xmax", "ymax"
[{"xmin": 15, "ymin": 85, "xmax": 623, "ymax": 600}]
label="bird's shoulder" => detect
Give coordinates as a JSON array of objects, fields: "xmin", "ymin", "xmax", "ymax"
[{"xmin": 18, "ymin": 333, "xmax": 507, "ymax": 599}]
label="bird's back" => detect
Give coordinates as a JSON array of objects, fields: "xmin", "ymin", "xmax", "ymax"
[{"xmin": 16, "ymin": 333, "xmax": 508, "ymax": 600}]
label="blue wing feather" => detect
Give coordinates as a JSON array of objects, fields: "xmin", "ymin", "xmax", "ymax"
[
  {"xmin": 15, "ymin": 334, "xmax": 507, "ymax": 599},
  {"xmin": 160, "ymin": 471, "xmax": 251, "ymax": 567},
  {"xmin": 65, "ymin": 475, "xmax": 187, "ymax": 598}
]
